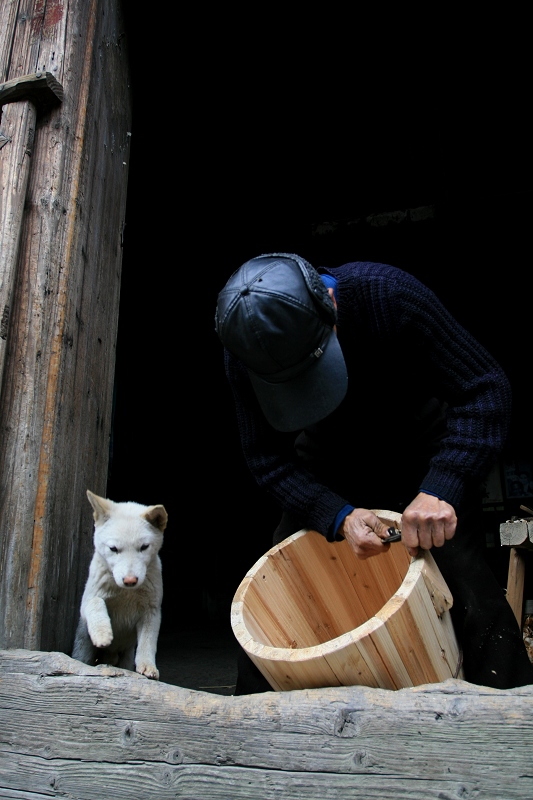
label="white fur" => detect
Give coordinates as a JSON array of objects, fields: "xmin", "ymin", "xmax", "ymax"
[{"xmin": 72, "ymin": 490, "xmax": 167, "ymax": 679}]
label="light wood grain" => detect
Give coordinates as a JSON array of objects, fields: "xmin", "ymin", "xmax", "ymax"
[
  {"xmin": 507, "ymin": 547, "xmax": 526, "ymax": 625},
  {"xmin": 232, "ymin": 512, "xmax": 463, "ymax": 691}
]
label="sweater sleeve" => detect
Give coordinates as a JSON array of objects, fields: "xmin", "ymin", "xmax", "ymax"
[
  {"xmin": 223, "ymin": 348, "xmax": 349, "ymax": 538},
  {"xmin": 344, "ymin": 265, "xmax": 512, "ymax": 509}
]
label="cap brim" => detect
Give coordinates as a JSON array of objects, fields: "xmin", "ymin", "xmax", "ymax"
[{"xmin": 248, "ymin": 331, "xmax": 348, "ymax": 432}]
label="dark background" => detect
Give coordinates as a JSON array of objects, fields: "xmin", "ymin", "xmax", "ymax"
[{"xmin": 108, "ymin": 14, "xmax": 532, "ymax": 633}]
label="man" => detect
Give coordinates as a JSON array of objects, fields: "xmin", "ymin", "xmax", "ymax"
[{"xmin": 215, "ymin": 252, "xmax": 533, "ymax": 691}]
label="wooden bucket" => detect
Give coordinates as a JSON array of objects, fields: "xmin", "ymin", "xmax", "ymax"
[{"xmin": 231, "ymin": 510, "xmax": 464, "ymax": 691}]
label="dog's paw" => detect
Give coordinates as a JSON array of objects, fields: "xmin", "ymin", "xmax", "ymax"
[
  {"xmin": 89, "ymin": 625, "xmax": 113, "ymax": 649},
  {"xmin": 137, "ymin": 662, "xmax": 159, "ymax": 680}
]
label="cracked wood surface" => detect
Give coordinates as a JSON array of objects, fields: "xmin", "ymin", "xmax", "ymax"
[
  {"xmin": 0, "ymin": 0, "xmax": 131, "ymax": 655},
  {"xmin": 0, "ymin": 649, "xmax": 532, "ymax": 799}
]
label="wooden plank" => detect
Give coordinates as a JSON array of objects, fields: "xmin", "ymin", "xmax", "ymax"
[
  {"xmin": 0, "ymin": 100, "xmax": 36, "ymax": 398},
  {"xmin": 2, "ymin": 755, "xmax": 526, "ymax": 800},
  {"xmin": 506, "ymin": 547, "xmax": 526, "ymax": 625},
  {"xmin": 365, "ymin": 611, "xmax": 414, "ymax": 688},
  {"xmin": 421, "ymin": 551, "xmax": 454, "ymax": 616},
  {"xmin": 0, "ymin": 0, "xmax": 131, "ymax": 653},
  {"xmin": 0, "ymin": 72, "xmax": 63, "ymax": 110},
  {"xmin": 318, "ymin": 539, "xmax": 377, "ymax": 630},
  {"xmin": 378, "ymin": 588, "xmax": 437, "ymax": 686},
  {"xmin": 285, "ymin": 534, "xmax": 364, "ymax": 637},
  {"xmin": 254, "ymin": 646, "xmax": 344, "ymax": 691},
  {"xmin": 320, "ymin": 623, "xmax": 385, "ymax": 689},
  {"xmin": 245, "ymin": 541, "xmax": 332, "ymax": 647},
  {"xmin": 1, "ymin": 649, "xmax": 533, "ymax": 799},
  {"xmin": 337, "ymin": 617, "xmax": 400, "ymax": 690},
  {"xmin": 0, "ymin": 3, "xmax": 18, "ymax": 81},
  {"xmin": 0, "ymin": 785, "xmax": 55, "ymax": 800}
]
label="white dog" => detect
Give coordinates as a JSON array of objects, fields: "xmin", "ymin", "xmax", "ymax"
[{"xmin": 72, "ymin": 489, "xmax": 168, "ymax": 679}]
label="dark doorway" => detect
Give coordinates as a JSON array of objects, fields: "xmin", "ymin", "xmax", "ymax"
[{"xmin": 108, "ymin": 15, "xmax": 532, "ymax": 689}]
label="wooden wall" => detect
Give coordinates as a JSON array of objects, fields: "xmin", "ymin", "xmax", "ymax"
[{"xmin": 0, "ymin": 0, "xmax": 131, "ymax": 653}]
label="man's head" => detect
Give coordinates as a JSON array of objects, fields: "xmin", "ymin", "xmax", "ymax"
[{"xmin": 215, "ymin": 253, "xmax": 348, "ymax": 432}]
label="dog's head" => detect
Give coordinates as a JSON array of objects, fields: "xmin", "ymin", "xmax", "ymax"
[{"xmin": 87, "ymin": 490, "xmax": 167, "ymax": 589}]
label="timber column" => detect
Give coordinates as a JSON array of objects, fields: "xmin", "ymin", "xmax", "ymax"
[{"xmin": 0, "ymin": 0, "xmax": 132, "ymax": 652}]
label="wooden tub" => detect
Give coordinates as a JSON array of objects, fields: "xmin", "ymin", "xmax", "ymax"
[{"xmin": 231, "ymin": 510, "xmax": 463, "ymax": 691}]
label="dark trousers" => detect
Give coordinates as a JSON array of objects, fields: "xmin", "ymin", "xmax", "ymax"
[
  {"xmin": 429, "ymin": 504, "xmax": 533, "ymax": 689},
  {"xmin": 235, "ymin": 506, "xmax": 533, "ymax": 694}
]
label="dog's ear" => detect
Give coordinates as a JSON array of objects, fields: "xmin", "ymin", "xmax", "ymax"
[
  {"xmin": 143, "ymin": 505, "xmax": 168, "ymax": 532},
  {"xmin": 86, "ymin": 489, "xmax": 113, "ymax": 523}
]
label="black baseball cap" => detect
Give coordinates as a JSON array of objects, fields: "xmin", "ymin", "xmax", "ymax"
[{"xmin": 215, "ymin": 253, "xmax": 348, "ymax": 432}]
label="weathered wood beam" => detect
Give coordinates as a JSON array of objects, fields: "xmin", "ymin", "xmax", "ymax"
[
  {"xmin": 0, "ymin": 73, "xmax": 64, "ymax": 397},
  {"xmin": 0, "ymin": 650, "xmax": 532, "ymax": 799},
  {"xmin": 500, "ymin": 519, "xmax": 533, "ymax": 624},
  {"xmin": 0, "ymin": 0, "xmax": 131, "ymax": 654},
  {"xmin": 0, "ymin": 71, "xmax": 63, "ymax": 111},
  {"xmin": 507, "ymin": 547, "xmax": 526, "ymax": 624},
  {"xmin": 500, "ymin": 519, "xmax": 533, "ymax": 547},
  {"xmin": 0, "ymin": 100, "xmax": 36, "ymax": 383}
]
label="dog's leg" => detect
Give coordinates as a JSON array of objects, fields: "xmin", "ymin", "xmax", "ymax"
[
  {"xmin": 84, "ymin": 596, "xmax": 114, "ymax": 649},
  {"xmin": 117, "ymin": 645, "xmax": 136, "ymax": 672},
  {"xmin": 135, "ymin": 607, "xmax": 161, "ymax": 679},
  {"xmin": 71, "ymin": 617, "xmax": 98, "ymax": 665}
]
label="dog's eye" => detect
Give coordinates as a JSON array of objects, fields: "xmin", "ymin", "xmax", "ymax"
[
  {"xmin": 140, "ymin": 544, "xmax": 149, "ymax": 552},
  {"xmin": 109, "ymin": 546, "xmax": 119, "ymax": 553}
]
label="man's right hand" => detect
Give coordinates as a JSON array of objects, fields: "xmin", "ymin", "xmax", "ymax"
[{"xmin": 339, "ymin": 508, "xmax": 394, "ymax": 559}]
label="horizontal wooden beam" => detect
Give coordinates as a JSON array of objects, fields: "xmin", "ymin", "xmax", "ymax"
[
  {"xmin": 0, "ymin": 72, "xmax": 63, "ymax": 112},
  {"xmin": 1, "ymin": 649, "xmax": 533, "ymax": 799}
]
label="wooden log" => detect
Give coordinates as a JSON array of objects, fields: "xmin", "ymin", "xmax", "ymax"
[
  {"xmin": 500, "ymin": 520, "xmax": 533, "ymax": 547},
  {"xmin": 0, "ymin": 0, "xmax": 131, "ymax": 654},
  {"xmin": 0, "ymin": 649, "xmax": 532, "ymax": 799}
]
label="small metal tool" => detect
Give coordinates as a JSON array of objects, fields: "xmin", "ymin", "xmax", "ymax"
[{"xmin": 385, "ymin": 526, "xmax": 402, "ymax": 543}]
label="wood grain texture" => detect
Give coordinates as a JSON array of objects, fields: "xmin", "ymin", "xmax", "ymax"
[
  {"xmin": 232, "ymin": 513, "xmax": 462, "ymax": 692},
  {"xmin": 0, "ymin": 0, "xmax": 131, "ymax": 653},
  {"xmin": 0, "ymin": 649, "xmax": 532, "ymax": 800},
  {"xmin": 0, "ymin": 100, "xmax": 37, "ymax": 391},
  {"xmin": 500, "ymin": 520, "xmax": 533, "ymax": 547},
  {"xmin": 0, "ymin": 72, "xmax": 63, "ymax": 110},
  {"xmin": 507, "ymin": 547, "xmax": 526, "ymax": 624}
]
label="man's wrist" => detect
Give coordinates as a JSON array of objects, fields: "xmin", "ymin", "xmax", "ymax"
[
  {"xmin": 419, "ymin": 489, "xmax": 445, "ymax": 501},
  {"xmin": 330, "ymin": 504, "xmax": 355, "ymax": 541}
]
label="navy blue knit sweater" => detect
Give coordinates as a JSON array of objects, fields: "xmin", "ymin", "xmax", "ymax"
[{"xmin": 223, "ymin": 261, "xmax": 511, "ymax": 538}]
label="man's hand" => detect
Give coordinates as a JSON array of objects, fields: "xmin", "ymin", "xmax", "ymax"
[
  {"xmin": 340, "ymin": 508, "xmax": 394, "ymax": 559},
  {"xmin": 401, "ymin": 493, "xmax": 457, "ymax": 556}
]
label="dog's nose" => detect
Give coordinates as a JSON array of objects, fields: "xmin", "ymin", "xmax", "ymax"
[{"xmin": 123, "ymin": 576, "xmax": 138, "ymax": 587}]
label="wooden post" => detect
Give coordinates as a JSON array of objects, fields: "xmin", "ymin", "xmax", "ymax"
[
  {"xmin": 500, "ymin": 519, "xmax": 533, "ymax": 628},
  {"xmin": 0, "ymin": 100, "xmax": 37, "ymax": 390},
  {"xmin": 507, "ymin": 547, "xmax": 526, "ymax": 626},
  {"xmin": 0, "ymin": 73, "xmax": 63, "ymax": 394},
  {"xmin": 0, "ymin": 1, "xmax": 131, "ymax": 653}
]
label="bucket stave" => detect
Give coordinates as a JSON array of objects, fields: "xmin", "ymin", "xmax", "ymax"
[{"xmin": 231, "ymin": 510, "xmax": 463, "ymax": 691}]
